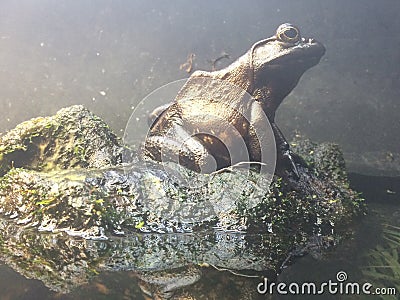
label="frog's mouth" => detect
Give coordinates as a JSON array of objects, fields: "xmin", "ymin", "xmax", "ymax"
[
  {"xmin": 250, "ymin": 37, "xmax": 326, "ymax": 99},
  {"xmin": 274, "ymin": 38, "xmax": 326, "ymax": 68}
]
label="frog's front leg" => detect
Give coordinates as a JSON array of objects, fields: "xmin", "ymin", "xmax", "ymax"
[
  {"xmin": 270, "ymin": 122, "xmax": 300, "ymax": 179},
  {"xmin": 144, "ymin": 125, "xmax": 217, "ymax": 173}
]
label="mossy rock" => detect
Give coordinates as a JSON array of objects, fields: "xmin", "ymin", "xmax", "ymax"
[
  {"xmin": 0, "ymin": 105, "xmax": 123, "ymax": 176},
  {"xmin": 0, "ymin": 105, "xmax": 366, "ymax": 293}
]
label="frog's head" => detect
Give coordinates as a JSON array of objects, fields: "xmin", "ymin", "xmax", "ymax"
[{"xmin": 250, "ymin": 23, "xmax": 325, "ymax": 114}]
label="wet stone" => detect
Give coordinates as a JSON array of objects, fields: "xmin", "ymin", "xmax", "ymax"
[{"xmin": 0, "ymin": 105, "xmax": 365, "ymax": 293}]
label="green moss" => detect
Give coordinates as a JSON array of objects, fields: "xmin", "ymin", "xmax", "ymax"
[
  {"xmin": 0, "ymin": 105, "xmax": 124, "ymax": 176},
  {"xmin": 36, "ymin": 198, "xmax": 56, "ymax": 206},
  {"xmin": 135, "ymin": 221, "xmax": 145, "ymax": 229}
]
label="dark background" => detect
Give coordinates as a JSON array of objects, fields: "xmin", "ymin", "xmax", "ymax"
[{"xmin": 1, "ymin": 0, "xmax": 399, "ymax": 175}]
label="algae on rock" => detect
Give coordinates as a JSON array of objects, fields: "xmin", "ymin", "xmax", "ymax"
[{"xmin": 0, "ymin": 105, "xmax": 123, "ymax": 176}]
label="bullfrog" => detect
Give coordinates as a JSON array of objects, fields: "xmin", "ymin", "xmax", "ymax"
[{"xmin": 144, "ymin": 23, "xmax": 325, "ymax": 178}]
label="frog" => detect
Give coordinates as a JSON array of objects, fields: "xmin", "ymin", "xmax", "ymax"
[{"xmin": 144, "ymin": 23, "xmax": 325, "ymax": 178}]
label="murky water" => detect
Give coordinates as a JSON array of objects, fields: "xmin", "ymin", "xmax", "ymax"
[{"xmin": 1, "ymin": 0, "xmax": 400, "ymax": 299}]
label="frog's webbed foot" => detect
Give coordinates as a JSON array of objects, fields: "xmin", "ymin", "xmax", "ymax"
[{"xmin": 270, "ymin": 122, "xmax": 300, "ymax": 180}]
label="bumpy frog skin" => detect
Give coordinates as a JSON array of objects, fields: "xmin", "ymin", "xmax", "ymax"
[{"xmin": 144, "ymin": 23, "xmax": 325, "ymax": 178}]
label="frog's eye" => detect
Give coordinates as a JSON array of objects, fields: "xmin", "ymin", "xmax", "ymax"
[{"xmin": 276, "ymin": 23, "xmax": 300, "ymax": 43}]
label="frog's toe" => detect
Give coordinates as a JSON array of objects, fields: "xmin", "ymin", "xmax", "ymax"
[{"xmin": 283, "ymin": 150, "xmax": 300, "ymax": 180}]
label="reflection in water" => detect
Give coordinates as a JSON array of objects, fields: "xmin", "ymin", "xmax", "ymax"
[
  {"xmin": 0, "ymin": 225, "xmax": 285, "ymax": 299},
  {"xmin": 1, "ymin": 197, "xmax": 398, "ymax": 299}
]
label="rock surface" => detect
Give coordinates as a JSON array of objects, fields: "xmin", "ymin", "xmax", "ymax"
[{"xmin": 0, "ymin": 105, "xmax": 364, "ymax": 294}]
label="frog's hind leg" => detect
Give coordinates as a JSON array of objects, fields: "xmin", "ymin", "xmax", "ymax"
[
  {"xmin": 143, "ymin": 125, "xmax": 217, "ymax": 173},
  {"xmin": 147, "ymin": 103, "xmax": 173, "ymax": 127}
]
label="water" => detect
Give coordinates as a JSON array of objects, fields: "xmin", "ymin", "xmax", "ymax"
[
  {"xmin": 1, "ymin": 0, "xmax": 400, "ymax": 299},
  {"xmin": 1, "ymin": 0, "xmax": 399, "ymax": 162},
  {"xmin": 0, "ymin": 179, "xmax": 398, "ymax": 299}
]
